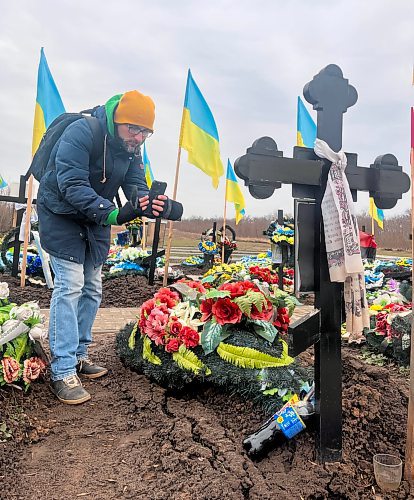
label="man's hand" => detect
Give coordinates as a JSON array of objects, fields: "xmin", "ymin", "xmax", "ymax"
[
  {"xmin": 138, "ymin": 194, "xmax": 168, "ymax": 217},
  {"xmin": 151, "ymin": 194, "xmax": 167, "ymax": 217},
  {"xmin": 116, "ymin": 201, "xmax": 142, "ymax": 225},
  {"xmin": 137, "ymin": 195, "xmax": 149, "ymax": 213}
]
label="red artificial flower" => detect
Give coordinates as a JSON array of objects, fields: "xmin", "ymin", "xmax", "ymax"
[
  {"xmin": 22, "ymin": 357, "xmax": 46, "ymax": 384},
  {"xmin": 273, "ymin": 306, "xmax": 290, "ymax": 334},
  {"xmin": 218, "ymin": 281, "xmax": 258, "ymax": 298},
  {"xmin": 176, "ymin": 279, "xmax": 207, "ymax": 294},
  {"xmin": 165, "ymin": 338, "xmax": 180, "ymax": 352},
  {"xmin": 218, "ymin": 282, "xmax": 246, "ymax": 298},
  {"xmin": 1, "ymin": 357, "xmax": 20, "ymax": 384},
  {"xmin": 154, "ymin": 288, "xmax": 180, "ymax": 308},
  {"xmin": 384, "ymin": 303, "xmax": 409, "ymax": 313},
  {"xmin": 249, "ymin": 266, "xmax": 278, "ymax": 284},
  {"xmin": 240, "ymin": 281, "xmax": 259, "ymax": 292},
  {"xmin": 212, "ymin": 298, "xmax": 242, "ymax": 326},
  {"xmin": 250, "ymin": 299, "xmax": 274, "ymax": 321},
  {"xmin": 180, "ymin": 326, "xmax": 200, "ymax": 348},
  {"xmin": 200, "ymin": 298, "xmax": 214, "ymax": 322},
  {"xmin": 375, "ymin": 312, "xmax": 389, "ymax": 336},
  {"xmin": 169, "ymin": 320, "xmax": 183, "ymax": 336}
]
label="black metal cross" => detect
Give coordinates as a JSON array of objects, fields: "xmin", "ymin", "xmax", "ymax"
[{"xmin": 235, "ymin": 64, "xmax": 410, "ymax": 462}]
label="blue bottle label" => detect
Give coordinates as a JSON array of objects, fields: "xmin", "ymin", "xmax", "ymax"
[{"xmin": 274, "ymin": 399, "xmax": 306, "ymax": 439}]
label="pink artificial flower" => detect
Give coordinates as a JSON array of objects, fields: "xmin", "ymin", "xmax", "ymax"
[
  {"xmin": 22, "ymin": 357, "xmax": 47, "ymax": 384},
  {"xmin": 139, "ymin": 298, "xmax": 156, "ymax": 332},
  {"xmin": 145, "ymin": 306, "xmax": 170, "ymax": 346},
  {"xmin": 1, "ymin": 357, "xmax": 20, "ymax": 384}
]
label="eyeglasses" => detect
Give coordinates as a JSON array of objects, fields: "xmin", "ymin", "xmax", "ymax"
[{"xmin": 126, "ymin": 124, "xmax": 153, "ymax": 138}]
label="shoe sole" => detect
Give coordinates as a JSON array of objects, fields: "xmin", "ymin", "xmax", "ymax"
[
  {"xmin": 78, "ymin": 368, "xmax": 108, "ymax": 380},
  {"xmin": 50, "ymin": 386, "xmax": 92, "ymax": 405}
]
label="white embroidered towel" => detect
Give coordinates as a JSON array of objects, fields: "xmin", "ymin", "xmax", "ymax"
[{"xmin": 314, "ymin": 139, "xmax": 369, "ymax": 339}]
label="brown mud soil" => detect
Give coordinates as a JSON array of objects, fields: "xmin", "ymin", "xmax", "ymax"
[
  {"xmin": 0, "ymin": 274, "xmax": 161, "ymax": 309},
  {"xmin": 1, "ymin": 337, "xmax": 412, "ymax": 499}
]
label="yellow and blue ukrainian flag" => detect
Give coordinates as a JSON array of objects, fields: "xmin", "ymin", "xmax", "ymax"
[
  {"xmin": 179, "ymin": 69, "xmax": 224, "ymax": 189},
  {"xmin": 297, "ymin": 96, "xmax": 316, "ymax": 148},
  {"xmin": 32, "ymin": 48, "xmax": 65, "ymax": 156},
  {"xmin": 226, "ymin": 159, "xmax": 245, "ymax": 224},
  {"xmin": 369, "ymin": 197, "xmax": 384, "ymax": 230},
  {"xmin": 142, "ymin": 143, "xmax": 154, "ymax": 188}
]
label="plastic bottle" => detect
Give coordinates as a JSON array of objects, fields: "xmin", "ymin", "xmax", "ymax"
[{"xmin": 243, "ymin": 389, "xmax": 315, "ymax": 460}]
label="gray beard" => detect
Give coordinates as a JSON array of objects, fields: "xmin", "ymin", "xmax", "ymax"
[{"xmin": 122, "ymin": 141, "xmax": 141, "ymax": 156}]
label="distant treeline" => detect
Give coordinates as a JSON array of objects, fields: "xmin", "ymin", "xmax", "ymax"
[
  {"xmin": 357, "ymin": 211, "xmax": 411, "ymax": 251},
  {"xmin": 176, "ymin": 212, "xmax": 412, "ymax": 250},
  {"xmin": 0, "ymin": 202, "xmax": 410, "ymax": 250},
  {"xmin": 175, "ymin": 216, "xmax": 275, "ymax": 240}
]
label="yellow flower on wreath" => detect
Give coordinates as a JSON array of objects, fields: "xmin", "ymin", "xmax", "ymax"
[{"xmin": 369, "ymin": 304, "xmax": 383, "ymax": 312}]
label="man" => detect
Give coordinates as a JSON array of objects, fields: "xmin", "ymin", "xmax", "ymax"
[{"xmin": 37, "ymin": 90, "xmax": 182, "ymax": 404}]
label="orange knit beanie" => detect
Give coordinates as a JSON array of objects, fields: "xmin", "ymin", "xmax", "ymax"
[{"xmin": 114, "ymin": 90, "xmax": 155, "ymax": 131}]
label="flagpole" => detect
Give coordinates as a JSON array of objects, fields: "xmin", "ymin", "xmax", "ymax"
[
  {"xmin": 162, "ymin": 146, "xmax": 182, "ymax": 286},
  {"xmin": 162, "ymin": 105, "xmax": 185, "ymax": 287},
  {"xmin": 371, "ymin": 215, "xmax": 375, "ymax": 236},
  {"xmin": 221, "ymin": 178, "xmax": 228, "ymax": 264},
  {"xmin": 20, "ymin": 175, "xmax": 34, "ymax": 287},
  {"xmin": 404, "ymin": 106, "xmax": 414, "ymax": 483}
]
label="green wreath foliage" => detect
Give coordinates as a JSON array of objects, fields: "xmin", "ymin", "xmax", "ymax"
[{"xmin": 116, "ymin": 322, "xmax": 312, "ymax": 415}]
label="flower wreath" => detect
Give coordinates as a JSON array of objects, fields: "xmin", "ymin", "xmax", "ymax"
[
  {"xmin": 117, "ymin": 278, "xmax": 311, "ymax": 413},
  {"xmin": 0, "ymin": 283, "xmax": 47, "ymax": 389},
  {"xmin": 130, "ymin": 279, "xmax": 296, "ymax": 364},
  {"xmin": 199, "ymin": 240, "xmax": 218, "ymax": 255},
  {"xmin": 265, "ymin": 221, "xmax": 294, "ymax": 246}
]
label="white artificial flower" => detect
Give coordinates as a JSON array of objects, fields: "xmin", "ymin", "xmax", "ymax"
[
  {"xmin": 0, "ymin": 282, "xmax": 9, "ymax": 300},
  {"xmin": 10, "ymin": 301, "xmax": 41, "ymax": 322},
  {"xmin": 24, "ymin": 301, "xmax": 41, "ymax": 312},
  {"xmin": 171, "ymin": 301, "xmax": 204, "ymax": 329},
  {"xmin": 120, "ymin": 247, "xmax": 149, "ymax": 262},
  {"xmin": 29, "ymin": 325, "xmax": 47, "ymax": 341},
  {"xmin": 10, "ymin": 306, "xmax": 33, "ymax": 321}
]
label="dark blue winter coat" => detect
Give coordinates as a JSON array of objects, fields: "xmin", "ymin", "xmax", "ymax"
[{"xmin": 37, "ymin": 105, "xmax": 149, "ymax": 267}]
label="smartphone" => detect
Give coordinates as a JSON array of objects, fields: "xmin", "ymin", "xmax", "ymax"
[
  {"xmin": 149, "ymin": 180, "xmax": 167, "ymax": 201},
  {"xmin": 146, "ymin": 180, "xmax": 167, "ymax": 216}
]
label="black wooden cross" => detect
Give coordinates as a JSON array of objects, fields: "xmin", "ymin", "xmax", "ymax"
[{"xmin": 235, "ymin": 64, "xmax": 410, "ymax": 462}]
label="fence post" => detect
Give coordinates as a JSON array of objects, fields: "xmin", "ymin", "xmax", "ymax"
[{"xmin": 11, "ymin": 176, "xmax": 27, "ymax": 277}]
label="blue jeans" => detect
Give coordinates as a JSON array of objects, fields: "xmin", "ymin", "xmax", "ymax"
[{"xmin": 49, "ymin": 253, "xmax": 102, "ymax": 381}]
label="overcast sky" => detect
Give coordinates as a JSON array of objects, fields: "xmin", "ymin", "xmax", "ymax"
[{"xmin": 1, "ymin": 0, "xmax": 413, "ymax": 219}]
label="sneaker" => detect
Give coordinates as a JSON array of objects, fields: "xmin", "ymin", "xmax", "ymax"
[
  {"xmin": 50, "ymin": 375, "xmax": 91, "ymax": 405},
  {"xmin": 76, "ymin": 358, "xmax": 108, "ymax": 379}
]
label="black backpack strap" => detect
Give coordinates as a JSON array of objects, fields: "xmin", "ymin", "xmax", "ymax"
[{"xmin": 84, "ymin": 116, "xmax": 104, "ymax": 163}]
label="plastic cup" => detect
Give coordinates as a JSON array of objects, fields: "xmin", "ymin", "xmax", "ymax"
[{"xmin": 373, "ymin": 454, "xmax": 402, "ymax": 492}]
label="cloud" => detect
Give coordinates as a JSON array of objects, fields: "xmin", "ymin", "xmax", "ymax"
[{"xmin": 1, "ymin": 0, "xmax": 413, "ymax": 219}]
